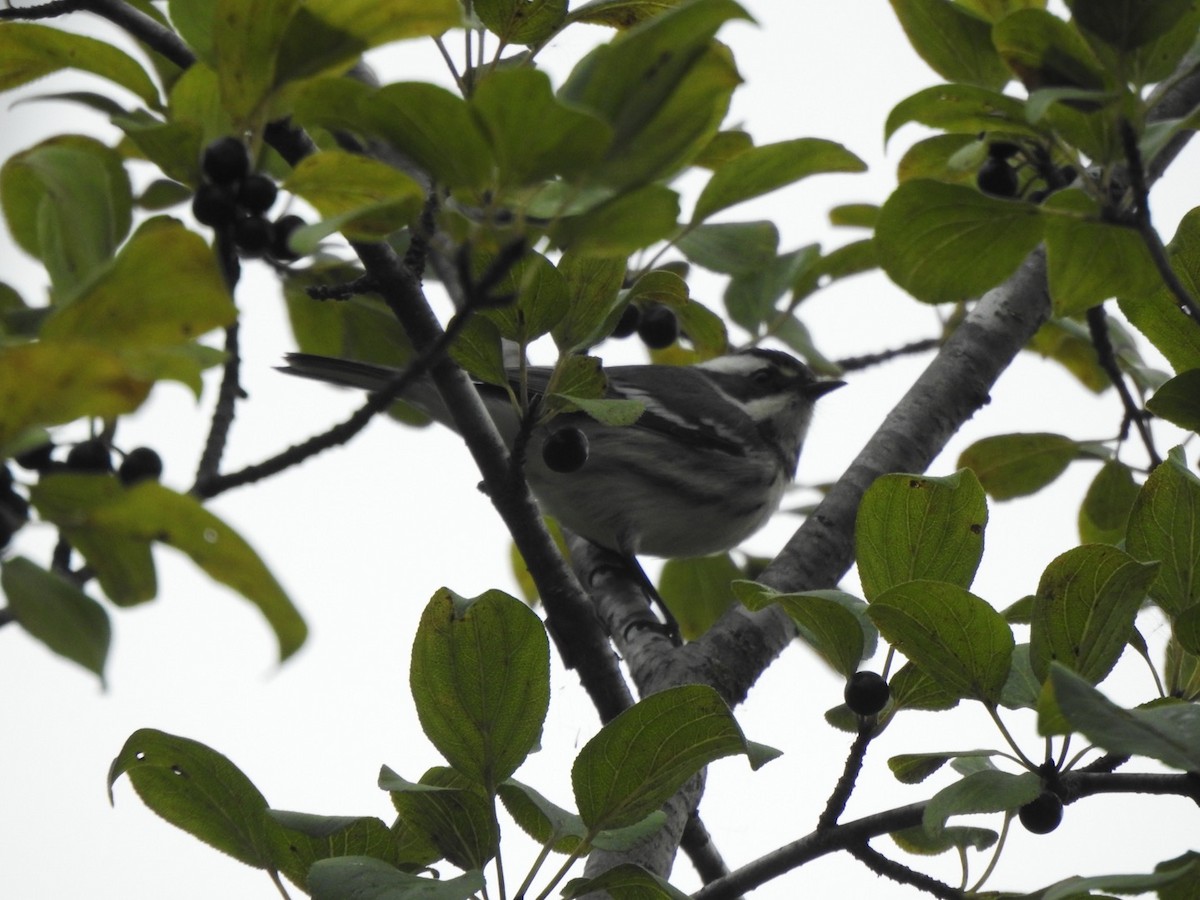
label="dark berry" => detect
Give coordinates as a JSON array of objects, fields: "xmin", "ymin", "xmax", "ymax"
[
  {"xmin": 987, "ymin": 140, "xmax": 1021, "ymax": 160},
  {"xmin": 15, "ymin": 442, "xmax": 55, "ymax": 471},
  {"xmin": 236, "ymin": 174, "xmax": 278, "ymax": 214},
  {"xmin": 191, "ymin": 183, "xmax": 239, "ymax": 228},
  {"xmin": 844, "ymin": 671, "xmax": 890, "ymax": 716},
  {"xmin": 542, "ymin": 427, "xmax": 589, "ymax": 474},
  {"xmin": 977, "ymin": 157, "xmax": 1020, "ymax": 198},
  {"xmin": 65, "ymin": 439, "xmax": 111, "ymax": 473},
  {"xmin": 233, "ymin": 215, "xmax": 272, "ymax": 257},
  {"xmin": 636, "ymin": 304, "xmax": 679, "ymax": 349},
  {"xmin": 201, "ymin": 136, "xmax": 251, "ymax": 185},
  {"xmin": 269, "ymin": 214, "xmax": 306, "ymax": 262},
  {"xmin": 1018, "ymin": 792, "xmax": 1063, "ymax": 834},
  {"xmin": 611, "ymin": 304, "xmax": 641, "ymax": 339},
  {"xmin": 119, "ymin": 447, "xmax": 163, "ymax": 485}
]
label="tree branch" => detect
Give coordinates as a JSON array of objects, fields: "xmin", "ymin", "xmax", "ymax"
[{"xmin": 1084, "ymin": 304, "xmax": 1161, "ymax": 467}]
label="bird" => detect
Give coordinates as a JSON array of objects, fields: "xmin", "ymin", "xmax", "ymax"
[{"xmin": 280, "ymin": 347, "xmax": 843, "ymax": 562}]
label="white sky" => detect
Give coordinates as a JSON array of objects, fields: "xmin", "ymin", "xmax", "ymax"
[{"xmin": 2, "ymin": 3, "xmax": 1199, "ymax": 899}]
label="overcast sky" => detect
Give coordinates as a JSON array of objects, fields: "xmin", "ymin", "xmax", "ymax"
[{"xmin": 2, "ymin": 4, "xmax": 1198, "ymax": 899}]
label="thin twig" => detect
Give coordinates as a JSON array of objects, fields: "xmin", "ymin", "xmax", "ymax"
[
  {"xmin": 847, "ymin": 841, "xmax": 964, "ymax": 900},
  {"xmin": 1085, "ymin": 304, "xmax": 1161, "ymax": 467},
  {"xmin": 1119, "ymin": 119, "xmax": 1200, "ymax": 323},
  {"xmin": 834, "ymin": 338, "xmax": 941, "ymax": 372},
  {"xmin": 80, "ymin": 0, "xmax": 197, "ymax": 66},
  {"xmin": 193, "ymin": 306, "xmax": 474, "ymax": 499},
  {"xmin": 817, "ymin": 722, "xmax": 874, "ymax": 830},
  {"xmin": 0, "ymin": 0, "xmax": 81, "ymax": 19}
]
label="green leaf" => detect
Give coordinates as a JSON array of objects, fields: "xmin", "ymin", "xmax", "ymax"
[
  {"xmin": 1, "ymin": 135, "xmax": 133, "ymax": 298},
  {"xmin": 922, "ymin": 770, "xmax": 1042, "ymax": 836},
  {"xmin": 891, "ymin": 824, "xmax": 998, "ymax": 856},
  {"xmin": 409, "ymin": 588, "xmax": 550, "ymax": 789},
  {"xmin": 735, "ymin": 581, "xmax": 874, "ymax": 678},
  {"xmin": 1127, "ymin": 447, "xmax": 1200, "ymax": 616},
  {"xmin": 992, "ymin": 8, "xmax": 1109, "ymax": 92},
  {"xmin": 213, "ymin": 0, "xmax": 301, "ymax": 125},
  {"xmin": 723, "ymin": 245, "xmax": 819, "ymax": 333},
  {"xmin": 274, "ymin": 0, "xmax": 461, "ymax": 88},
  {"xmin": 1147, "ymin": 369, "xmax": 1200, "ymax": 432},
  {"xmin": 889, "ymin": 661, "xmax": 961, "ymax": 711},
  {"xmin": 497, "ymin": 780, "xmax": 587, "ymax": 854},
  {"xmin": 876, "ymin": 180, "xmax": 1043, "ymax": 304},
  {"xmin": 868, "ymin": 580, "xmax": 1015, "ymax": 704},
  {"xmin": 42, "ymin": 218, "xmax": 234, "ymax": 348},
  {"xmin": 560, "ymin": 0, "xmax": 749, "ymax": 187},
  {"xmin": 958, "ymin": 432, "xmax": 1081, "ymax": 500},
  {"xmin": 2, "ymin": 556, "xmax": 110, "ymax": 683},
  {"xmin": 562, "ymin": 863, "xmax": 691, "ymax": 900},
  {"xmin": 828, "ymin": 203, "xmax": 880, "ymax": 228},
  {"xmin": 1042, "ymin": 190, "xmax": 1161, "ymax": 316},
  {"xmin": 381, "ymin": 767, "xmax": 498, "ymax": 870},
  {"xmin": 659, "ymin": 554, "xmax": 740, "ymax": 640},
  {"xmin": 896, "ymin": 133, "xmax": 983, "ymax": 185},
  {"xmin": 552, "ymin": 251, "xmax": 626, "ymax": 353},
  {"xmin": 1029, "ymin": 544, "xmax": 1158, "ymax": 684},
  {"xmin": 308, "ymin": 858, "xmax": 483, "ymax": 900},
  {"xmin": 888, "ymin": 0, "xmax": 1011, "ymax": 89},
  {"xmin": 1173, "ymin": 604, "xmax": 1200, "ymax": 657},
  {"xmin": 168, "ymin": 0, "xmax": 218, "ymax": 67},
  {"xmin": 1065, "ymin": 0, "xmax": 1195, "ymax": 51},
  {"xmin": 268, "ymin": 811, "xmax": 400, "ymax": 888},
  {"xmin": 1044, "ymin": 663, "xmax": 1200, "ymax": 770},
  {"xmin": 560, "ymin": 0, "xmax": 749, "ymax": 136},
  {"xmin": 888, "ymin": 749, "xmax": 1003, "ymax": 785},
  {"xmin": 565, "ymin": 0, "xmax": 684, "ymax": 28},
  {"xmin": 572, "ymin": 684, "xmax": 774, "ymax": 831},
  {"xmin": 475, "ymin": 247, "xmax": 568, "ymax": 345},
  {"xmin": 474, "ymin": 0, "xmax": 568, "ymax": 45},
  {"xmin": 471, "ymin": 68, "xmax": 610, "ymax": 186},
  {"xmin": 885, "ymin": 84, "xmax": 1039, "ymax": 145},
  {"xmin": 108, "ymin": 729, "xmax": 290, "ymax": 869},
  {"xmin": 1026, "ymin": 316, "xmax": 1111, "ymax": 392},
  {"xmin": 31, "ymin": 475, "xmax": 306, "ymax": 660},
  {"xmin": 283, "ymin": 150, "xmax": 424, "ymax": 240},
  {"xmin": 364, "ymin": 83, "xmax": 494, "ymax": 190},
  {"xmin": 0, "ymin": 22, "xmax": 160, "ymax": 106},
  {"xmin": 1078, "ymin": 459, "xmax": 1139, "ymax": 545},
  {"xmin": 1118, "ymin": 208, "xmax": 1200, "ymax": 374},
  {"xmin": 0, "ymin": 343, "xmax": 151, "ymax": 451},
  {"xmin": 449, "ymin": 316, "xmax": 507, "ymax": 388},
  {"xmin": 553, "ymin": 183, "xmax": 680, "ymax": 256},
  {"xmin": 855, "ymin": 469, "xmax": 989, "ymax": 601},
  {"xmin": 1000, "ymin": 642, "xmax": 1042, "ymax": 709},
  {"xmin": 676, "ymin": 221, "xmax": 780, "ymax": 274},
  {"xmin": 692, "ymin": 138, "xmax": 866, "ymax": 223}
]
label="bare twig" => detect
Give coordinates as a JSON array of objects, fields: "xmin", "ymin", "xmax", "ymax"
[
  {"xmin": 847, "ymin": 841, "xmax": 964, "ymax": 900},
  {"xmin": 1085, "ymin": 304, "xmax": 1161, "ymax": 467},
  {"xmin": 835, "ymin": 337, "xmax": 941, "ymax": 372},
  {"xmin": 0, "ymin": 0, "xmax": 82, "ymax": 19},
  {"xmin": 817, "ymin": 722, "xmax": 875, "ymax": 830},
  {"xmin": 1119, "ymin": 119, "xmax": 1200, "ymax": 324}
]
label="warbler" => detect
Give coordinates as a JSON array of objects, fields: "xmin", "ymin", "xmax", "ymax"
[{"xmin": 282, "ymin": 348, "xmax": 843, "ymax": 560}]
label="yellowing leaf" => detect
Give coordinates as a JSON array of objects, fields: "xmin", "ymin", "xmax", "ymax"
[{"xmin": 42, "ymin": 218, "xmax": 234, "ymax": 348}]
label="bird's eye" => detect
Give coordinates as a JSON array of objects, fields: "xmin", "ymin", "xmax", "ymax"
[{"xmin": 751, "ymin": 368, "xmax": 776, "ymax": 387}]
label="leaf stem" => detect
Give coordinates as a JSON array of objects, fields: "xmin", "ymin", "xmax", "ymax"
[{"xmin": 985, "ymin": 704, "xmax": 1037, "ymax": 771}]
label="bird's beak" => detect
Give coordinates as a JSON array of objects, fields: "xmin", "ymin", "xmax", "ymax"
[{"xmin": 804, "ymin": 379, "xmax": 846, "ymax": 400}]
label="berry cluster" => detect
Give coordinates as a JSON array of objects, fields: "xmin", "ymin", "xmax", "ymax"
[
  {"xmin": 191, "ymin": 136, "xmax": 305, "ymax": 261},
  {"xmin": 610, "ymin": 303, "xmax": 680, "ymax": 350},
  {"xmin": 976, "ymin": 140, "xmax": 1077, "ymax": 202},
  {"xmin": 3, "ymin": 441, "xmax": 163, "ymax": 549}
]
